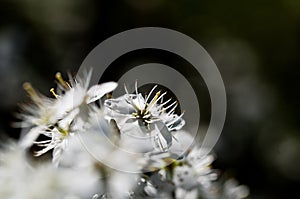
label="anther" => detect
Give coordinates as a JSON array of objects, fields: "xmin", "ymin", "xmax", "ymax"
[
  {"xmin": 145, "ymin": 90, "xmax": 162, "ymax": 114},
  {"xmin": 23, "ymin": 82, "xmax": 42, "ymax": 103},
  {"xmin": 55, "ymin": 72, "xmax": 69, "ymax": 89},
  {"xmin": 50, "ymin": 88, "xmax": 58, "ymax": 98}
]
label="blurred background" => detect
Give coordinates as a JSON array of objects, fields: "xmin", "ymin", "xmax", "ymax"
[{"xmin": 0, "ymin": 0, "xmax": 300, "ymax": 198}]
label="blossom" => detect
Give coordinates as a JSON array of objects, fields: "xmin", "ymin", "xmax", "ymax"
[
  {"xmin": 173, "ymin": 147, "xmax": 217, "ymax": 190},
  {"xmin": 0, "ymin": 143, "xmax": 102, "ymax": 199},
  {"xmin": 134, "ymin": 145, "xmax": 218, "ymax": 198},
  {"xmin": 10, "ymin": 68, "xmax": 250, "ymax": 199},
  {"xmin": 139, "ymin": 130, "xmax": 195, "ymax": 174},
  {"xmin": 19, "ymin": 70, "xmax": 117, "ymax": 166},
  {"xmin": 64, "ymin": 109, "xmax": 142, "ymax": 199},
  {"xmin": 104, "ymin": 83, "xmax": 185, "ymax": 152}
]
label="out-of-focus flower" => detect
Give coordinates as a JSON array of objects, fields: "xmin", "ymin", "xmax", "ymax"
[
  {"xmin": 61, "ymin": 108, "xmax": 142, "ymax": 198},
  {"xmin": 61, "ymin": 130, "xmax": 141, "ymax": 199},
  {"xmin": 173, "ymin": 147, "xmax": 217, "ymax": 190},
  {"xmin": 0, "ymin": 143, "xmax": 101, "ymax": 199},
  {"xmin": 104, "ymin": 83, "xmax": 185, "ymax": 152},
  {"xmin": 135, "ymin": 145, "xmax": 217, "ymax": 199},
  {"xmin": 140, "ymin": 130, "xmax": 194, "ymax": 173}
]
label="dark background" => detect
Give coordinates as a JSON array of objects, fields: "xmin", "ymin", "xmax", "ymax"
[{"xmin": 1, "ymin": 0, "xmax": 300, "ymax": 198}]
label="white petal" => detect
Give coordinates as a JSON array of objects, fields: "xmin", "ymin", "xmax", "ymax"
[
  {"xmin": 52, "ymin": 145, "xmax": 64, "ymax": 167},
  {"xmin": 152, "ymin": 121, "xmax": 172, "ymax": 152},
  {"xmin": 109, "ymin": 171, "xmax": 137, "ymax": 199},
  {"xmin": 86, "ymin": 82, "xmax": 118, "ymax": 104}
]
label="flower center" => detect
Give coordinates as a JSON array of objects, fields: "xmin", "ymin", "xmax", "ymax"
[{"xmin": 131, "ymin": 90, "xmax": 163, "ymax": 128}]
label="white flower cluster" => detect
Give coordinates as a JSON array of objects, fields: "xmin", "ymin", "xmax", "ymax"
[{"xmin": 0, "ymin": 70, "xmax": 249, "ymax": 199}]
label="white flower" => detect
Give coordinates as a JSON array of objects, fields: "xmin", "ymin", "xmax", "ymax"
[
  {"xmin": 61, "ymin": 133, "xmax": 140, "ymax": 199},
  {"xmin": 12, "ymin": 69, "xmax": 251, "ymax": 199},
  {"xmin": 175, "ymin": 147, "xmax": 217, "ymax": 190},
  {"xmin": 138, "ymin": 146, "xmax": 217, "ymax": 198},
  {"xmin": 104, "ymin": 83, "xmax": 185, "ymax": 152},
  {"xmin": 0, "ymin": 143, "xmax": 102, "ymax": 199},
  {"xmin": 19, "ymin": 70, "xmax": 117, "ymax": 166},
  {"xmin": 60, "ymin": 109, "xmax": 143, "ymax": 198},
  {"xmin": 142, "ymin": 151, "xmax": 175, "ymax": 172},
  {"xmin": 139, "ymin": 130, "xmax": 194, "ymax": 174}
]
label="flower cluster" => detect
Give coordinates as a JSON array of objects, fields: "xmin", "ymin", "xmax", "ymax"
[{"xmin": 0, "ymin": 70, "xmax": 249, "ymax": 199}]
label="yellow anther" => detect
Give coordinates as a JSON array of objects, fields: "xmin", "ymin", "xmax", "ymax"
[
  {"xmin": 156, "ymin": 91, "xmax": 161, "ymax": 96},
  {"xmin": 55, "ymin": 72, "xmax": 68, "ymax": 89},
  {"xmin": 23, "ymin": 82, "xmax": 33, "ymax": 93},
  {"xmin": 50, "ymin": 88, "xmax": 58, "ymax": 98},
  {"xmin": 145, "ymin": 90, "xmax": 161, "ymax": 114},
  {"xmin": 23, "ymin": 82, "xmax": 42, "ymax": 104}
]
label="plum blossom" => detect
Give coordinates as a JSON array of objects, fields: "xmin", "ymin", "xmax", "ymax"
[
  {"xmin": 0, "ymin": 143, "xmax": 101, "ymax": 199},
  {"xmin": 104, "ymin": 83, "xmax": 185, "ymax": 152},
  {"xmin": 19, "ymin": 70, "xmax": 117, "ymax": 166}
]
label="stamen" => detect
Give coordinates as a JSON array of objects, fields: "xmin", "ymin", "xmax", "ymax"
[
  {"xmin": 124, "ymin": 83, "xmax": 140, "ymax": 111},
  {"xmin": 154, "ymin": 92, "xmax": 167, "ymax": 107},
  {"xmin": 135, "ymin": 80, "xmax": 142, "ymax": 109},
  {"xmin": 23, "ymin": 82, "xmax": 42, "ymax": 104},
  {"xmin": 34, "ymin": 140, "xmax": 51, "ymax": 144},
  {"xmin": 165, "ymin": 101, "xmax": 177, "ymax": 112},
  {"xmin": 57, "ymin": 126, "xmax": 69, "ymax": 137},
  {"xmin": 67, "ymin": 72, "xmax": 76, "ymax": 87},
  {"xmin": 145, "ymin": 85, "xmax": 158, "ymax": 103},
  {"xmin": 135, "ymin": 81, "xmax": 139, "ymax": 95},
  {"xmin": 65, "ymin": 81, "xmax": 71, "ymax": 88},
  {"xmin": 50, "ymin": 88, "xmax": 58, "ymax": 98},
  {"xmin": 133, "ymin": 112, "xmax": 139, "ymax": 117},
  {"xmin": 146, "ymin": 91, "xmax": 161, "ymax": 113},
  {"xmin": 156, "ymin": 98, "xmax": 172, "ymax": 110},
  {"xmin": 145, "ymin": 91, "xmax": 167, "ymax": 114},
  {"xmin": 124, "ymin": 83, "xmax": 129, "ymax": 94},
  {"xmin": 167, "ymin": 102, "xmax": 178, "ymax": 115},
  {"xmin": 160, "ymin": 93, "xmax": 164, "ymax": 103},
  {"xmin": 55, "ymin": 72, "xmax": 69, "ymax": 89},
  {"xmin": 142, "ymin": 113, "xmax": 151, "ymax": 119},
  {"xmin": 166, "ymin": 112, "xmax": 185, "ymax": 126}
]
